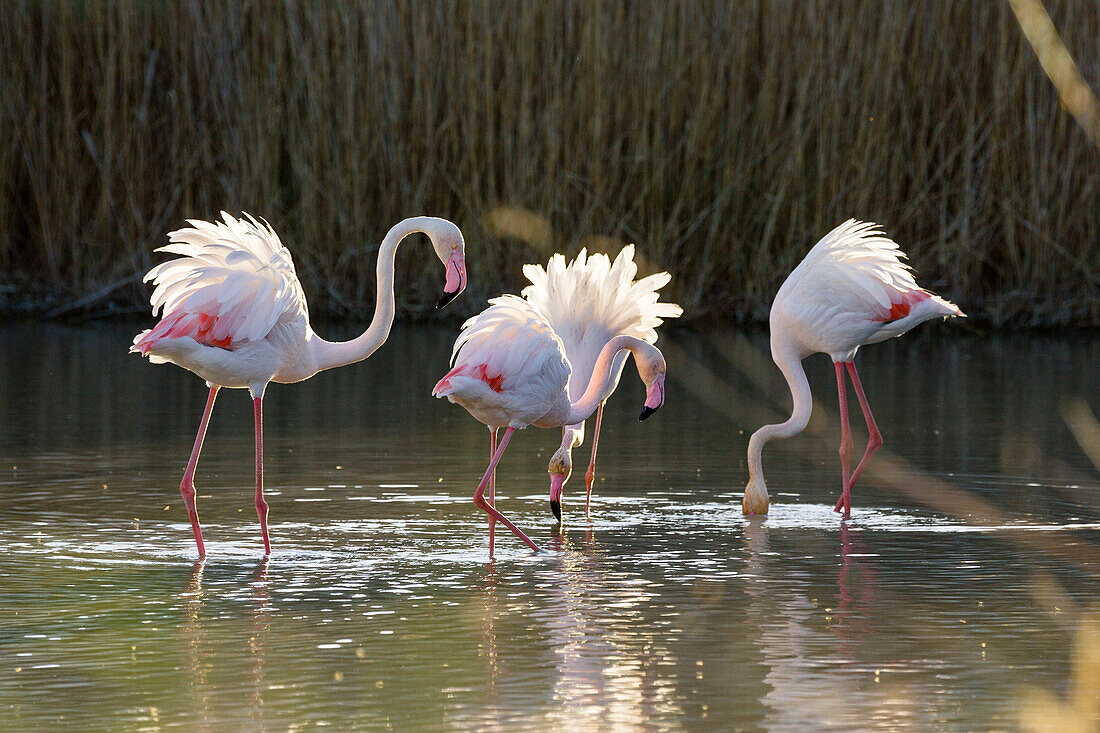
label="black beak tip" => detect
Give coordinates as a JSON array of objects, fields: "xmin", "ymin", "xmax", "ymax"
[
  {"xmin": 639, "ymin": 405, "xmax": 659, "ymax": 421},
  {"xmin": 549, "ymin": 499, "xmax": 561, "ymax": 521},
  {"xmin": 436, "ymin": 290, "xmax": 459, "ymax": 309}
]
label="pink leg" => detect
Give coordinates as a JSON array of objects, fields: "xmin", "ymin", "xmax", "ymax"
[
  {"xmin": 584, "ymin": 401, "xmax": 605, "ymax": 518},
  {"xmin": 253, "ymin": 397, "xmax": 271, "ymax": 555},
  {"xmin": 840, "ymin": 361, "xmax": 883, "ymax": 511},
  {"xmin": 473, "ymin": 427, "xmax": 541, "ymax": 553},
  {"xmin": 834, "ymin": 362, "xmax": 854, "ymax": 518},
  {"xmin": 180, "ymin": 385, "xmax": 219, "ymax": 558},
  {"xmin": 488, "ymin": 427, "xmax": 497, "ymax": 556}
]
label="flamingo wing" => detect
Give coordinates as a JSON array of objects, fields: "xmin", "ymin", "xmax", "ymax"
[
  {"xmin": 521, "ymin": 245, "xmax": 682, "ymax": 393},
  {"xmin": 133, "ymin": 212, "xmax": 307, "ymax": 357},
  {"xmin": 433, "ymin": 295, "xmax": 570, "ymax": 426},
  {"xmin": 774, "ymin": 220, "xmax": 962, "ymax": 353}
]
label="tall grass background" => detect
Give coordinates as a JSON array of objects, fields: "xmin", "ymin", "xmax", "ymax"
[{"xmin": 1, "ymin": 0, "xmax": 1097, "ymax": 325}]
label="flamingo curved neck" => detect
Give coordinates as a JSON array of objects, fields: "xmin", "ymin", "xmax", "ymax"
[
  {"xmin": 747, "ymin": 345, "xmax": 813, "ymax": 483},
  {"xmin": 564, "ymin": 335, "xmax": 644, "ymax": 425},
  {"xmin": 311, "ymin": 217, "xmax": 438, "ymax": 373}
]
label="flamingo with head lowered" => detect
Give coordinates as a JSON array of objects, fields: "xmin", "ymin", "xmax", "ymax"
[
  {"xmin": 432, "ymin": 295, "xmax": 667, "ymax": 553},
  {"xmin": 521, "ymin": 245, "xmax": 681, "ymax": 520},
  {"xmin": 132, "ymin": 212, "xmax": 467, "ymax": 557},
  {"xmin": 743, "ymin": 219, "xmax": 963, "ymax": 518}
]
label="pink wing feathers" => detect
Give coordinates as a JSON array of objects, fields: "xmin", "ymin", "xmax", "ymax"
[{"xmin": 132, "ymin": 212, "xmax": 307, "ymax": 360}]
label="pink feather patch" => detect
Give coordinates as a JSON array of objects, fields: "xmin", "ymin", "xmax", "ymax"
[
  {"xmin": 133, "ymin": 310, "xmax": 236, "ymax": 354},
  {"xmin": 433, "ymin": 362, "xmax": 505, "ymax": 394},
  {"xmin": 874, "ymin": 289, "xmax": 930, "ymax": 322}
]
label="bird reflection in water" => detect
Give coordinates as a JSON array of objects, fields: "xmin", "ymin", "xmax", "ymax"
[
  {"xmin": 541, "ymin": 529, "xmax": 676, "ymax": 727},
  {"xmin": 742, "ymin": 517, "xmax": 907, "ymax": 727},
  {"xmin": 548, "ymin": 519, "xmax": 597, "ymax": 554},
  {"xmin": 181, "ymin": 560, "xmax": 211, "ymax": 726},
  {"xmin": 179, "ymin": 558, "xmax": 272, "ymax": 729},
  {"xmin": 475, "ymin": 561, "xmax": 504, "ymax": 721},
  {"xmin": 832, "ymin": 523, "xmax": 878, "ymax": 658},
  {"xmin": 249, "ymin": 557, "xmax": 271, "ymax": 727},
  {"xmin": 742, "ymin": 516, "xmax": 847, "ymax": 727}
]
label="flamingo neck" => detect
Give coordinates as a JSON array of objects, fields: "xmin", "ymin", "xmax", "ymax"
[
  {"xmin": 564, "ymin": 335, "xmax": 645, "ymax": 425},
  {"xmin": 747, "ymin": 344, "xmax": 813, "ymax": 484},
  {"xmin": 311, "ymin": 217, "xmax": 435, "ymax": 372}
]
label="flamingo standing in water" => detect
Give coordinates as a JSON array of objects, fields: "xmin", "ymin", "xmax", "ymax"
[
  {"xmin": 743, "ymin": 219, "xmax": 963, "ymax": 518},
  {"xmin": 521, "ymin": 246, "xmax": 681, "ymax": 520},
  {"xmin": 432, "ymin": 295, "xmax": 666, "ymax": 553},
  {"xmin": 132, "ymin": 212, "xmax": 467, "ymax": 557}
]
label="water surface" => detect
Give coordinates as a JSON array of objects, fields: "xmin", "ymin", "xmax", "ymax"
[{"xmin": 1, "ymin": 322, "xmax": 1098, "ymax": 731}]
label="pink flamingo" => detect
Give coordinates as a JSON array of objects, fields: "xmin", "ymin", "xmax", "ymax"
[
  {"xmin": 132, "ymin": 212, "xmax": 467, "ymax": 557},
  {"xmin": 743, "ymin": 220, "xmax": 964, "ymax": 518},
  {"xmin": 521, "ymin": 245, "xmax": 681, "ymax": 520},
  {"xmin": 432, "ymin": 295, "xmax": 667, "ymax": 553}
]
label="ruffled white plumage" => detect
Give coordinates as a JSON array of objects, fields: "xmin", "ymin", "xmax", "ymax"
[
  {"xmin": 779, "ymin": 220, "xmax": 917, "ymax": 309},
  {"xmin": 135, "ymin": 211, "xmax": 307, "ymax": 351},
  {"xmin": 521, "ymin": 245, "xmax": 681, "ymax": 401},
  {"xmin": 772, "ymin": 219, "xmax": 962, "ymax": 360}
]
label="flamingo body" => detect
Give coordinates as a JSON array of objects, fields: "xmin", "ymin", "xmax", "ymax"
[
  {"xmin": 521, "ymin": 245, "xmax": 681, "ymax": 517},
  {"xmin": 434, "ymin": 294, "xmax": 667, "ymax": 553},
  {"xmin": 134, "ymin": 212, "xmax": 468, "ymax": 556},
  {"xmin": 744, "ymin": 220, "xmax": 963, "ymax": 517}
]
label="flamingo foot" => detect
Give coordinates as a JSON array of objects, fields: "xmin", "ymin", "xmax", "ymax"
[
  {"xmin": 180, "ymin": 480, "xmax": 206, "ymax": 558},
  {"xmin": 833, "ymin": 490, "xmax": 852, "ymax": 519},
  {"xmin": 476, "ymin": 494, "xmax": 541, "ymax": 552},
  {"xmin": 256, "ymin": 497, "xmax": 271, "ymax": 555},
  {"xmin": 584, "ymin": 469, "xmax": 595, "ymax": 518}
]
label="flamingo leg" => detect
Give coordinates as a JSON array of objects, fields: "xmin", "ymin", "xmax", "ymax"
[
  {"xmin": 488, "ymin": 426, "xmax": 498, "ymax": 556},
  {"xmin": 180, "ymin": 385, "xmax": 219, "ymax": 557},
  {"xmin": 253, "ymin": 397, "xmax": 271, "ymax": 555},
  {"xmin": 473, "ymin": 427, "xmax": 541, "ymax": 553},
  {"xmin": 837, "ymin": 361, "xmax": 883, "ymax": 515},
  {"xmin": 584, "ymin": 401, "xmax": 605, "ymax": 518},
  {"xmin": 834, "ymin": 362, "xmax": 854, "ymax": 518}
]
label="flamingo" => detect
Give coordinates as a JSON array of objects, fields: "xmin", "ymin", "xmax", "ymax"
[
  {"xmin": 132, "ymin": 212, "xmax": 467, "ymax": 557},
  {"xmin": 432, "ymin": 295, "xmax": 667, "ymax": 553},
  {"xmin": 520, "ymin": 245, "xmax": 681, "ymax": 520},
  {"xmin": 742, "ymin": 219, "xmax": 964, "ymax": 518}
]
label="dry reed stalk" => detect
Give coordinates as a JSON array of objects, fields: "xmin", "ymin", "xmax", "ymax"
[{"xmin": 0, "ymin": 1, "xmax": 1097, "ymax": 323}]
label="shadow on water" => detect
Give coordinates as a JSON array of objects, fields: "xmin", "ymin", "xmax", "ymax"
[{"xmin": 0, "ymin": 322, "xmax": 1098, "ymax": 729}]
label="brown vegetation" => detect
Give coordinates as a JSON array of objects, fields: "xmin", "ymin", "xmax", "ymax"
[{"xmin": 1, "ymin": 1, "xmax": 1097, "ymax": 325}]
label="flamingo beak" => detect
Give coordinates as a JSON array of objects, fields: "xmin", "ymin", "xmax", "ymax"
[
  {"xmin": 549, "ymin": 473, "xmax": 565, "ymax": 521},
  {"xmin": 639, "ymin": 373, "xmax": 665, "ymax": 421},
  {"xmin": 437, "ymin": 252, "xmax": 467, "ymax": 309}
]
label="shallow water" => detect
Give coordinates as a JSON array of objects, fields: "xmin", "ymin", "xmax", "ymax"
[{"xmin": 1, "ymin": 322, "xmax": 1098, "ymax": 731}]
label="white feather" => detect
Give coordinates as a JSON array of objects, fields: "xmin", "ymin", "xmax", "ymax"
[
  {"xmin": 141, "ymin": 211, "xmax": 307, "ymax": 347},
  {"xmin": 772, "ymin": 219, "xmax": 963, "ymax": 360},
  {"xmin": 521, "ymin": 245, "xmax": 681, "ymax": 401}
]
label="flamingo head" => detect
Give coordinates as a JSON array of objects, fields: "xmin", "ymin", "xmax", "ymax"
[
  {"xmin": 547, "ymin": 447, "xmax": 571, "ymax": 521},
  {"xmin": 431, "ymin": 219, "xmax": 467, "ymax": 309},
  {"xmin": 636, "ymin": 345, "xmax": 667, "ymax": 421},
  {"xmin": 742, "ymin": 475, "xmax": 770, "ymax": 515}
]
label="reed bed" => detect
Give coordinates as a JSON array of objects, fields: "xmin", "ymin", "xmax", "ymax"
[{"xmin": 1, "ymin": 0, "xmax": 1097, "ymax": 325}]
